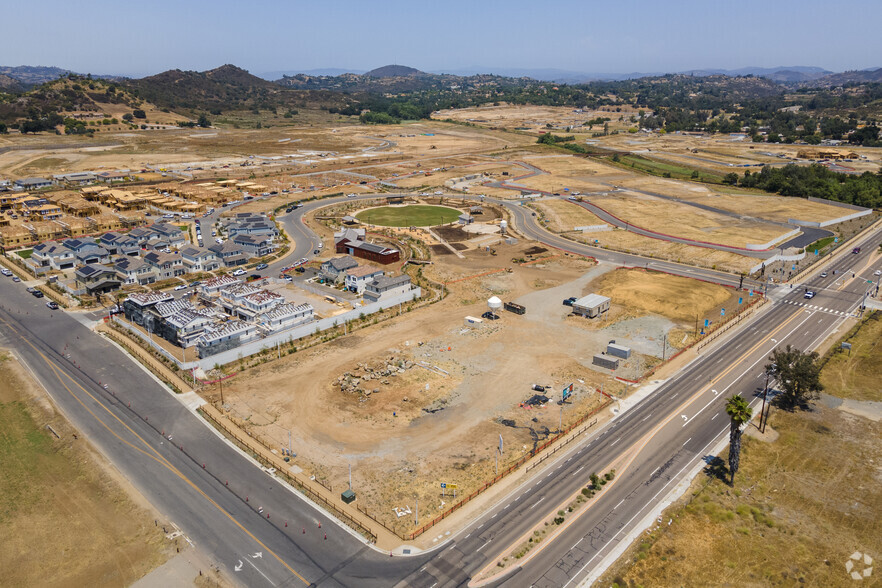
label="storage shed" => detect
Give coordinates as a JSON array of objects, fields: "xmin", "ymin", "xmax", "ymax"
[
  {"xmin": 607, "ymin": 343, "xmax": 631, "ymax": 359},
  {"xmin": 572, "ymin": 294, "xmax": 611, "ymax": 318},
  {"xmin": 592, "ymin": 353, "xmax": 620, "ymax": 370}
]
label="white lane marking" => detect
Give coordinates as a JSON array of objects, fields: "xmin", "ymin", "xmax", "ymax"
[
  {"xmin": 572, "ymin": 466, "xmax": 585, "ymax": 477},
  {"xmin": 682, "ymin": 311, "xmax": 815, "ymax": 428},
  {"xmin": 609, "ymin": 437, "xmax": 621, "ymax": 447},
  {"xmin": 650, "ymin": 466, "xmax": 659, "ymax": 477},
  {"xmin": 563, "ymin": 426, "xmax": 731, "ymax": 587},
  {"xmin": 530, "ymin": 497, "xmax": 546, "ymax": 509},
  {"xmin": 245, "ymin": 557, "xmax": 276, "ymax": 587},
  {"xmin": 614, "ymin": 499, "xmax": 624, "ymax": 509},
  {"xmin": 464, "ymin": 534, "xmax": 471, "ymax": 540},
  {"xmin": 682, "ymin": 437, "xmax": 692, "ymax": 447},
  {"xmin": 572, "ymin": 538, "xmax": 583, "ymax": 550},
  {"xmin": 711, "ymin": 413, "xmax": 718, "ymax": 420},
  {"xmin": 476, "ymin": 540, "xmax": 492, "ymax": 552}
]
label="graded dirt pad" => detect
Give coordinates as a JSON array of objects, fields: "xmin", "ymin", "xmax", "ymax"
[
  {"xmin": 570, "ymin": 228, "xmax": 757, "ymax": 274},
  {"xmin": 591, "ymin": 268, "xmax": 736, "ymax": 324},
  {"xmin": 214, "ymin": 249, "xmax": 636, "ymax": 535},
  {"xmin": 617, "ymin": 175, "xmax": 852, "ymax": 224},
  {"xmin": 590, "ymin": 191, "xmax": 789, "ymax": 248},
  {"xmin": 432, "ymin": 104, "xmax": 639, "ymax": 134},
  {"xmin": 0, "ymin": 351, "xmax": 171, "ymax": 587},
  {"xmin": 603, "ymin": 391, "xmax": 882, "ymax": 588},
  {"xmin": 531, "ymin": 198, "xmax": 608, "ymax": 232}
]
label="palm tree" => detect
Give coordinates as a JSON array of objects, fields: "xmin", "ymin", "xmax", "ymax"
[{"xmin": 725, "ymin": 394, "xmax": 753, "ymax": 485}]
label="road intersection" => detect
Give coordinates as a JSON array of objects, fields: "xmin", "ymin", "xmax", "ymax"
[{"xmin": 0, "ymin": 193, "xmax": 878, "ymax": 587}]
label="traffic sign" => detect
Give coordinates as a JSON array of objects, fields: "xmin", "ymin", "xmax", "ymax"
[
  {"xmin": 447, "ymin": 484, "xmax": 457, "ymax": 490},
  {"xmin": 720, "ymin": 308, "xmax": 726, "ymax": 316},
  {"xmin": 440, "ymin": 483, "xmax": 447, "ymax": 488}
]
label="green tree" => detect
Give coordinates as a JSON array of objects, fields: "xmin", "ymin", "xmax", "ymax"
[
  {"xmin": 197, "ymin": 113, "xmax": 211, "ymax": 128},
  {"xmin": 723, "ymin": 172, "xmax": 739, "ymax": 185},
  {"xmin": 132, "ymin": 109, "xmax": 146, "ymax": 119},
  {"xmin": 725, "ymin": 394, "xmax": 753, "ymax": 485},
  {"xmin": 766, "ymin": 345, "xmax": 823, "ymax": 409}
]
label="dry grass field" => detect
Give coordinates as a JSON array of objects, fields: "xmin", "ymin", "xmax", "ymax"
[
  {"xmin": 570, "ymin": 228, "xmax": 758, "ymax": 273},
  {"xmin": 591, "ymin": 268, "xmax": 736, "ymax": 324},
  {"xmin": 601, "ymin": 315, "xmax": 882, "ymax": 588},
  {"xmin": 0, "ymin": 352, "xmax": 171, "ymax": 587},
  {"xmin": 590, "ymin": 191, "xmax": 790, "ymax": 248}
]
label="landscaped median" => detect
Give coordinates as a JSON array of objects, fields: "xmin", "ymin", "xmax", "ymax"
[{"xmin": 469, "ymin": 462, "xmax": 626, "ymax": 587}]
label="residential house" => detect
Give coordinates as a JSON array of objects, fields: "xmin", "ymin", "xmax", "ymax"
[
  {"xmin": 344, "ymin": 265, "xmax": 385, "ymax": 294},
  {"xmin": 29, "ymin": 241, "xmax": 76, "ymax": 273},
  {"xmin": 114, "ymin": 257, "xmax": 157, "ymax": 285},
  {"xmin": 99, "ymin": 231, "xmax": 141, "ymax": 256},
  {"xmin": 258, "ymin": 302, "xmax": 314, "ymax": 333},
  {"xmin": 320, "ymin": 256, "xmax": 359, "ymax": 283},
  {"xmin": 199, "ymin": 274, "xmax": 241, "ymax": 296},
  {"xmin": 54, "ymin": 172, "xmax": 96, "ymax": 185},
  {"xmin": 143, "ymin": 251, "xmax": 185, "ymax": 280},
  {"xmin": 122, "ymin": 291, "xmax": 175, "ymax": 331},
  {"xmin": 224, "ymin": 214, "xmax": 279, "ymax": 240},
  {"xmin": 14, "ymin": 178, "xmax": 53, "ymax": 191},
  {"xmin": 231, "ymin": 234, "xmax": 274, "ymax": 258},
  {"xmin": 363, "ymin": 274, "xmax": 413, "ymax": 303},
  {"xmin": 97, "ymin": 170, "xmax": 132, "ymax": 183},
  {"xmin": 75, "ymin": 263, "xmax": 121, "ymax": 295},
  {"xmin": 208, "ymin": 241, "xmax": 248, "ymax": 267},
  {"xmin": 196, "ymin": 320, "xmax": 258, "ymax": 358},
  {"xmin": 127, "ymin": 226, "xmax": 158, "ymax": 245},
  {"xmin": 24, "ymin": 221, "xmax": 65, "ymax": 243},
  {"xmin": 63, "ymin": 238, "xmax": 111, "ymax": 265},
  {"xmin": 162, "ymin": 308, "xmax": 213, "ymax": 347},
  {"xmin": 149, "ymin": 222, "xmax": 188, "ymax": 248},
  {"xmin": 0, "ymin": 226, "xmax": 34, "ymax": 248},
  {"xmin": 179, "ymin": 245, "xmax": 220, "ymax": 273},
  {"xmin": 29, "ymin": 204, "xmax": 63, "ymax": 221}
]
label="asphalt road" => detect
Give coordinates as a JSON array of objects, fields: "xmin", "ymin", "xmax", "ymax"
[{"xmin": 1, "ymin": 192, "xmax": 878, "ymax": 587}]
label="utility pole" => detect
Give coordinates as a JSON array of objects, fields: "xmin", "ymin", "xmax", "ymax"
[{"xmin": 662, "ymin": 332, "xmax": 667, "ymax": 362}]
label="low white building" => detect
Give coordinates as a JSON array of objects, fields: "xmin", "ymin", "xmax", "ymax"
[
  {"xmin": 572, "ymin": 294, "xmax": 610, "ymax": 318},
  {"xmin": 363, "ymin": 274, "xmax": 413, "ymax": 303}
]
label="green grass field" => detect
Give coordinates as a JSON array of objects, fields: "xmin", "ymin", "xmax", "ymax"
[{"xmin": 355, "ymin": 205, "xmax": 462, "ymax": 227}]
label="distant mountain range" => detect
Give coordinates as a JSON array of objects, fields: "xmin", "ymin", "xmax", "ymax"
[{"xmin": 3, "ymin": 62, "xmax": 882, "ymax": 90}]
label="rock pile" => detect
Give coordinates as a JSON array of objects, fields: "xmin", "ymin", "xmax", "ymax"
[{"xmin": 338, "ymin": 356, "xmax": 415, "ymax": 396}]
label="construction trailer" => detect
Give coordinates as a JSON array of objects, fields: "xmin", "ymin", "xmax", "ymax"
[{"xmin": 572, "ymin": 294, "xmax": 611, "ymax": 318}]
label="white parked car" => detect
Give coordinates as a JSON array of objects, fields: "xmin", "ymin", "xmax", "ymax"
[
  {"xmin": 174, "ymin": 284, "xmax": 188, "ymax": 291},
  {"xmin": 232, "ymin": 269, "xmax": 246, "ymax": 276}
]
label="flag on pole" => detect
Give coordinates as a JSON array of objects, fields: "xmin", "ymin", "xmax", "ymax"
[{"xmin": 498, "ymin": 434, "xmax": 504, "ymax": 454}]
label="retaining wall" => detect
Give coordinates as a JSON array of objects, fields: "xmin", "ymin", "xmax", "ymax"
[
  {"xmin": 750, "ymin": 250, "xmax": 807, "ymax": 274},
  {"xmin": 745, "ymin": 228, "xmax": 800, "ymax": 251}
]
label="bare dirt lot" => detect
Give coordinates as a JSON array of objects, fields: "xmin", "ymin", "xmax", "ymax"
[
  {"xmin": 0, "ymin": 351, "xmax": 172, "ymax": 587},
  {"xmin": 208, "ymin": 248, "xmax": 744, "ymax": 535}
]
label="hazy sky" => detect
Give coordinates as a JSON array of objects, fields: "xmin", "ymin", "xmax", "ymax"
[{"xmin": 6, "ymin": 0, "xmax": 881, "ymax": 77}]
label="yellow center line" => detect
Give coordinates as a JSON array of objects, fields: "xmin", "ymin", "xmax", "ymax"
[{"xmin": 1, "ymin": 316, "xmax": 311, "ymax": 586}]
